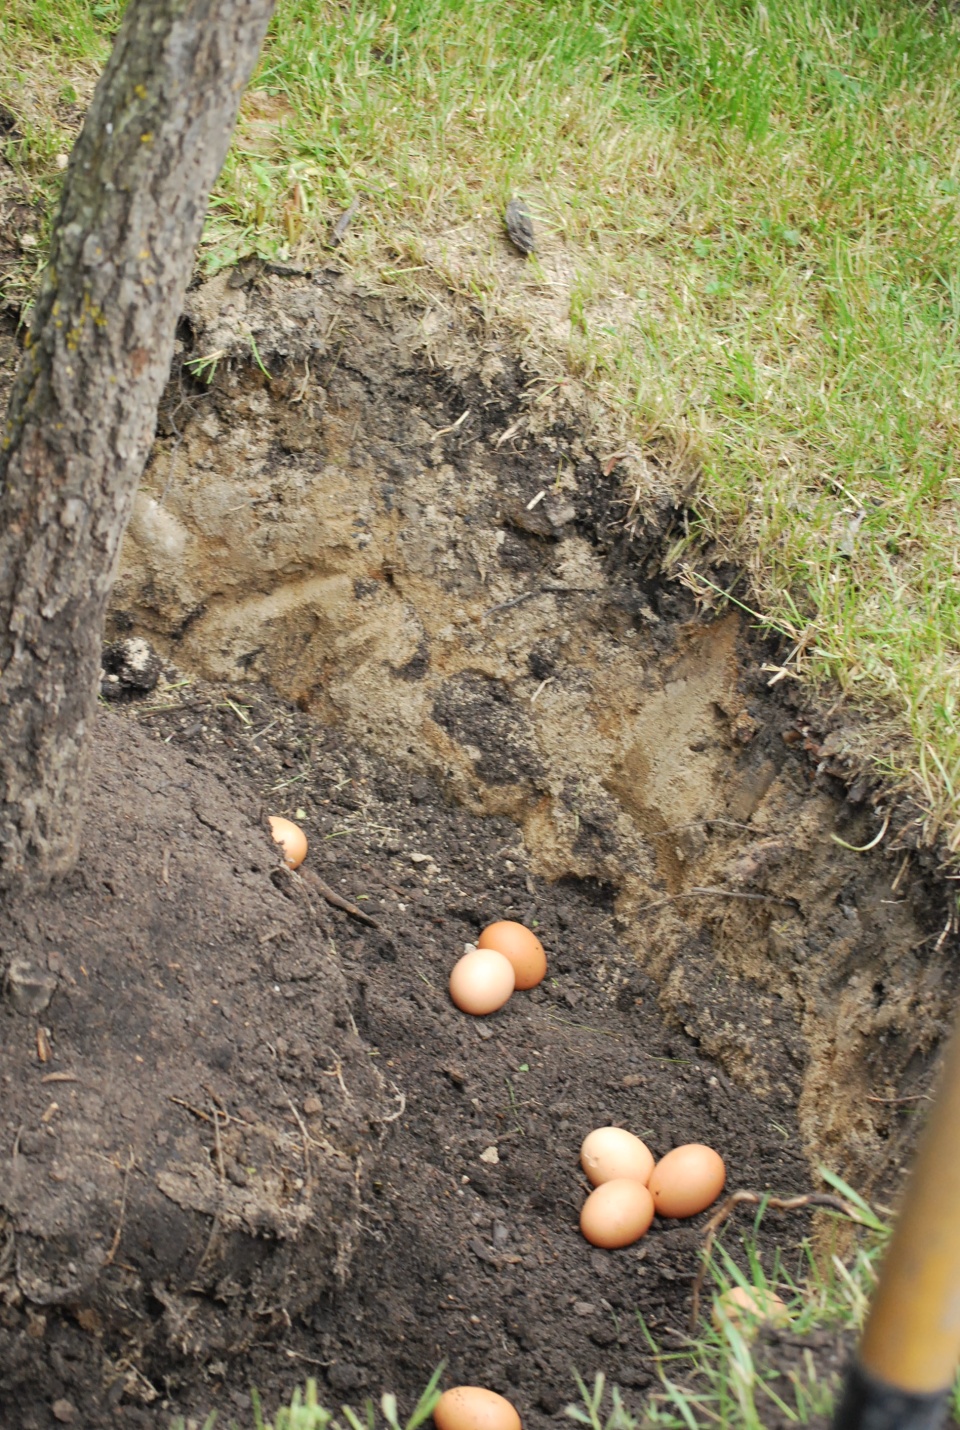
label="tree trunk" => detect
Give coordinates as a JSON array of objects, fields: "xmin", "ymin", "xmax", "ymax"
[{"xmin": 0, "ymin": 0, "xmax": 275, "ymax": 889}]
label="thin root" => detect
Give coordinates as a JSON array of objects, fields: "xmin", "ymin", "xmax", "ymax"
[
  {"xmin": 830, "ymin": 812, "xmax": 891, "ymax": 853},
  {"xmin": 689, "ymin": 1188, "xmax": 875, "ymax": 1330}
]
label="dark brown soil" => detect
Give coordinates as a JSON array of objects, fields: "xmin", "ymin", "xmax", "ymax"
[
  {"xmin": 2, "ymin": 270, "xmax": 956, "ymax": 1430},
  {"xmin": 1, "ymin": 679, "xmax": 819, "ymax": 1430}
]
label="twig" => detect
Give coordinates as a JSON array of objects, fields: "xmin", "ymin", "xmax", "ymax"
[
  {"xmin": 322, "ymin": 1050, "xmax": 351, "ymax": 1099},
  {"xmin": 329, "ymin": 195, "xmax": 361, "ymax": 247},
  {"xmin": 690, "ymin": 1188, "xmax": 873, "ymax": 1330},
  {"xmin": 373, "ymin": 1079, "xmax": 407, "ymax": 1126},
  {"xmin": 636, "ymin": 887, "xmax": 799, "ymax": 916},
  {"xmin": 169, "ymin": 1096, "xmax": 214, "ymax": 1123},
  {"xmin": 300, "ymin": 868, "xmax": 379, "ymax": 928},
  {"xmin": 866, "ymin": 1093, "xmax": 933, "ymax": 1105},
  {"xmin": 482, "ymin": 583, "xmax": 592, "ymax": 620},
  {"xmin": 210, "ymin": 1103, "xmax": 226, "ymax": 1182},
  {"xmin": 285, "ymin": 1096, "xmax": 312, "ymax": 1189},
  {"xmin": 651, "ymin": 818, "xmax": 756, "ymax": 837},
  {"xmin": 831, "ymin": 812, "xmax": 890, "ymax": 853},
  {"xmin": 102, "ymin": 1151, "xmax": 135, "ymax": 1269},
  {"xmin": 483, "ymin": 589, "xmax": 541, "ymax": 620},
  {"xmin": 432, "ymin": 408, "xmax": 471, "ymax": 440}
]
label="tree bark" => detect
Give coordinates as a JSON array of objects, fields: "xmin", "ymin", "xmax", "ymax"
[{"xmin": 0, "ymin": 0, "xmax": 275, "ymax": 889}]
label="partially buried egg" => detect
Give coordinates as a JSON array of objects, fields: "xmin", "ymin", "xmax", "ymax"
[
  {"xmin": 580, "ymin": 1177, "xmax": 655, "ymax": 1249},
  {"xmin": 581, "ymin": 1127, "xmax": 654, "ymax": 1188},
  {"xmin": 477, "ymin": 920, "xmax": 546, "ymax": 990},
  {"xmin": 449, "ymin": 947, "xmax": 516, "ymax": 1016},
  {"xmin": 713, "ymin": 1285, "xmax": 789, "ymax": 1334},
  {"xmin": 433, "ymin": 1388, "xmax": 522, "ymax": 1430},
  {"xmin": 648, "ymin": 1143, "xmax": 725, "ymax": 1218},
  {"xmin": 268, "ymin": 815, "xmax": 307, "ymax": 870}
]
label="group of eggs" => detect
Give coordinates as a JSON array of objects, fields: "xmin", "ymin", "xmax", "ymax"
[
  {"xmin": 444, "ymin": 925, "xmax": 727, "ymax": 1251},
  {"xmin": 449, "ymin": 921, "xmax": 548, "ymax": 1011},
  {"xmin": 265, "ymin": 827, "xmax": 777, "ymax": 1428},
  {"xmin": 579, "ymin": 1127, "xmax": 726, "ymax": 1248}
]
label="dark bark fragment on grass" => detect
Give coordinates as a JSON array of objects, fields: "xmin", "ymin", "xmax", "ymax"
[{"xmin": 0, "ymin": 0, "xmax": 275, "ymax": 889}]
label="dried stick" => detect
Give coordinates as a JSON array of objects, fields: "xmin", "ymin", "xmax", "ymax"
[
  {"xmin": 300, "ymin": 868, "xmax": 380, "ymax": 928},
  {"xmin": 102, "ymin": 1151, "xmax": 135, "ymax": 1269}
]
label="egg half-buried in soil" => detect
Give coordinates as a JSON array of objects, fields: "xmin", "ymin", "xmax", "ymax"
[
  {"xmin": 477, "ymin": 920, "xmax": 546, "ymax": 990},
  {"xmin": 713, "ymin": 1285, "xmax": 789, "ymax": 1334},
  {"xmin": 648, "ymin": 1143, "xmax": 726, "ymax": 1218},
  {"xmin": 581, "ymin": 1127, "xmax": 654, "ymax": 1188},
  {"xmin": 580, "ymin": 1177, "xmax": 655, "ymax": 1249},
  {"xmin": 268, "ymin": 815, "xmax": 308, "ymax": 870},
  {"xmin": 434, "ymin": 1388, "xmax": 521, "ymax": 1430},
  {"xmin": 449, "ymin": 947, "xmax": 516, "ymax": 1016}
]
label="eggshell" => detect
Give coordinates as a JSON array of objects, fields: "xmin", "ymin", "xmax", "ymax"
[
  {"xmin": 713, "ymin": 1285, "xmax": 789, "ymax": 1334},
  {"xmin": 268, "ymin": 815, "xmax": 308, "ymax": 869},
  {"xmin": 449, "ymin": 948, "xmax": 516, "ymax": 1016},
  {"xmin": 477, "ymin": 921, "xmax": 546, "ymax": 990},
  {"xmin": 434, "ymin": 1387, "xmax": 522, "ymax": 1430},
  {"xmin": 581, "ymin": 1127, "xmax": 655, "ymax": 1188},
  {"xmin": 648, "ymin": 1144, "xmax": 726, "ymax": 1218},
  {"xmin": 580, "ymin": 1177, "xmax": 655, "ymax": 1249}
]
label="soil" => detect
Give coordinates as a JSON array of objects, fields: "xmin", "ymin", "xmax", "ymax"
[
  {"xmin": 1, "ymin": 687, "xmax": 817, "ymax": 1429},
  {"xmin": 1, "ymin": 269, "xmax": 958, "ymax": 1429}
]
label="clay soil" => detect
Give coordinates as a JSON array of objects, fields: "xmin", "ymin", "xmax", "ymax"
[{"xmin": 0, "ymin": 271, "xmax": 957, "ymax": 1429}]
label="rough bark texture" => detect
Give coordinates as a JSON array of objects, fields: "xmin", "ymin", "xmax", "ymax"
[{"xmin": 0, "ymin": 0, "xmax": 275, "ymax": 888}]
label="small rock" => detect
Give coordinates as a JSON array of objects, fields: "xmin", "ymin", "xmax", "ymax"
[
  {"xmin": 469, "ymin": 1236, "xmax": 499, "ymax": 1266},
  {"xmin": 100, "ymin": 637, "xmax": 162, "ymax": 701},
  {"xmin": 730, "ymin": 709, "xmax": 759, "ymax": 745},
  {"xmin": 589, "ymin": 1325, "xmax": 618, "ymax": 1347},
  {"xmin": 504, "ymin": 198, "xmax": 536, "ymax": 256},
  {"xmin": 479, "ymin": 1145, "xmax": 499, "ymax": 1165},
  {"xmin": 476, "ymin": 1024, "xmax": 495, "ymax": 1042},
  {"xmin": 409, "ymin": 851, "xmax": 430, "ymax": 864},
  {"xmin": 574, "ymin": 1301, "xmax": 595, "ymax": 1317},
  {"xmin": 303, "ymin": 1094, "xmax": 323, "ymax": 1116},
  {"xmin": 52, "ymin": 1401, "xmax": 76, "ymax": 1424},
  {"xmin": 617, "ymin": 1367, "xmax": 653, "ymax": 1389},
  {"xmin": 226, "ymin": 1160, "xmax": 249, "ymax": 1188},
  {"xmin": 4, "ymin": 959, "xmax": 58, "ymax": 1016},
  {"xmin": 492, "ymin": 1221, "xmax": 510, "ymax": 1248},
  {"xmin": 327, "ymin": 1363, "xmax": 367, "ymax": 1393}
]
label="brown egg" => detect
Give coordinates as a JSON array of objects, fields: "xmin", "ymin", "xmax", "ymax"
[
  {"xmin": 434, "ymin": 1387, "xmax": 521, "ymax": 1430},
  {"xmin": 449, "ymin": 948, "xmax": 516, "ymax": 1016},
  {"xmin": 268, "ymin": 815, "xmax": 307, "ymax": 869},
  {"xmin": 477, "ymin": 921, "xmax": 546, "ymax": 990},
  {"xmin": 713, "ymin": 1285, "xmax": 789, "ymax": 1334},
  {"xmin": 581, "ymin": 1127, "xmax": 654, "ymax": 1188},
  {"xmin": 648, "ymin": 1144, "xmax": 726, "ymax": 1218},
  {"xmin": 580, "ymin": 1177, "xmax": 655, "ymax": 1248}
]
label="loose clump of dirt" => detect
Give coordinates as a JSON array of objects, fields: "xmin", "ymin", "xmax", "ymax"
[{"xmin": 0, "ymin": 270, "xmax": 957, "ymax": 1428}]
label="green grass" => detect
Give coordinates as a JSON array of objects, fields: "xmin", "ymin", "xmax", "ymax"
[{"xmin": 3, "ymin": 0, "xmax": 960, "ymax": 850}]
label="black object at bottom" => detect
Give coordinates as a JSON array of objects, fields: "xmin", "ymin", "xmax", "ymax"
[{"xmin": 832, "ymin": 1360, "xmax": 949, "ymax": 1430}]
